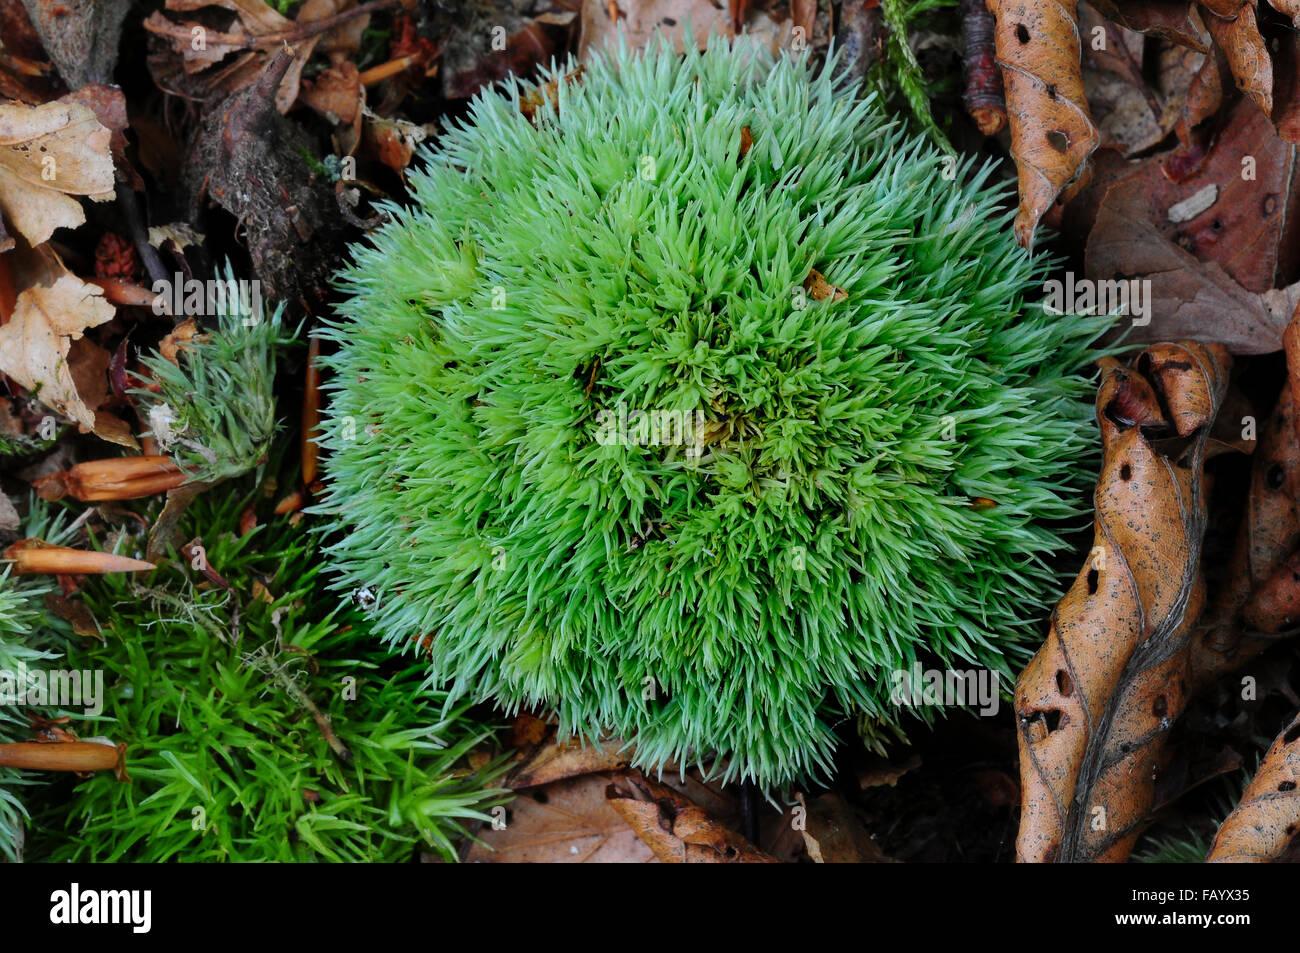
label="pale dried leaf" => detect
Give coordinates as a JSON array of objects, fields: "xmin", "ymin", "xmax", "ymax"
[
  {"xmin": 0, "ymin": 100, "xmax": 114, "ymax": 245},
  {"xmin": 0, "ymin": 273, "xmax": 116, "ymax": 435}
]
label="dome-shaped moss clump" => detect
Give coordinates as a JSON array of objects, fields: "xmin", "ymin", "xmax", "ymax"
[{"xmin": 318, "ymin": 39, "xmax": 1103, "ymax": 786}]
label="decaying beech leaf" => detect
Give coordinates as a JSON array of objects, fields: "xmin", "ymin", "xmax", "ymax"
[
  {"xmin": 0, "ymin": 261, "xmax": 116, "ymax": 439},
  {"xmin": 606, "ymin": 771, "xmax": 776, "ymax": 863},
  {"xmin": 144, "ymin": 0, "xmax": 370, "ymax": 113},
  {"xmin": 1207, "ymin": 713, "xmax": 1300, "ymax": 861},
  {"xmin": 467, "ymin": 773, "xmax": 657, "ymax": 863},
  {"xmin": 507, "ymin": 737, "xmax": 632, "ymax": 789},
  {"xmin": 0, "ymin": 98, "xmax": 114, "ymax": 246},
  {"xmin": 1088, "ymin": 0, "xmax": 1209, "ymax": 50},
  {"xmin": 1016, "ymin": 342, "xmax": 1230, "ymax": 863},
  {"xmin": 578, "ymin": 0, "xmax": 735, "ymax": 60},
  {"xmin": 805, "ymin": 268, "xmax": 847, "ymax": 302},
  {"xmin": 988, "ymin": 0, "xmax": 1101, "ymax": 247},
  {"xmin": 1204, "ymin": 2, "xmax": 1272, "ymax": 118},
  {"xmin": 1268, "ymin": 0, "xmax": 1300, "ymax": 26},
  {"xmin": 1079, "ymin": 11, "xmax": 1165, "ymax": 158},
  {"xmin": 1081, "ymin": 113, "xmax": 1300, "ymax": 353}
]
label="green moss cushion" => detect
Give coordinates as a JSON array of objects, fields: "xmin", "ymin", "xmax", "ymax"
[{"xmin": 317, "ymin": 39, "xmax": 1102, "ymax": 786}]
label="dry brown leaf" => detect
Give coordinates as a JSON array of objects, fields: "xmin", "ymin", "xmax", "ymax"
[
  {"xmin": 44, "ymin": 591, "xmax": 101, "ymax": 639},
  {"xmin": 1016, "ymin": 342, "xmax": 1230, "ymax": 863},
  {"xmin": 988, "ymin": 0, "xmax": 1101, "ymax": 247},
  {"xmin": 578, "ymin": 0, "xmax": 734, "ymax": 60},
  {"xmin": 467, "ymin": 772, "xmax": 656, "ymax": 863},
  {"xmin": 606, "ymin": 771, "xmax": 776, "ymax": 863},
  {"xmin": 1204, "ymin": 2, "xmax": 1272, "ymax": 118},
  {"xmin": 1267, "ymin": 0, "xmax": 1300, "ymax": 25},
  {"xmin": 1240, "ymin": 546, "xmax": 1300, "ymax": 632},
  {"xmin": 0, "ymin": 266, "xmax": 117, "ymax": 440},
  {"xmin": 1097, "ymin": 101, "xmax": 1298, "ymax": 296},
  {"xmin": 518, "ymin": 65, "xmax": 585, "ymax": 122},
  {"xmin": 1207, "ymin": 713, "xmax": 1300, "ymax": 861},
  {"xmin": 1089, "ymin": 0, "xmax": 1210, "ymax": 51},
  {"xmin": 508, "ymin": 737, "xmax": 632, "ymax": 789},
  {"xmin": 362, "ymin": 109, "xmax": 431, "ymax": 174},
  {"xmin": 145, "ymin": 0, "xmax": 371, "ymax": 113},
  {"xmin": 805, "ymin": 268, "xmax": 847, "ymax": 302},
  {"xmin": 1175, "ymin": 49, "xmax": 1222, "ymax": 146},
  {"xmin": 1080, "ymin": 11, "xmax": 1164, "ymax": 157},
  {"xmin": 1085, "ymin": 124, "xmax": 1300, "ymax": 354},
  {"xmin": 301, "ymin": 60, "xmax": 363, "ymax": 128},
  {"xmin": 0, "ymin": 98, "xmax": 113, "ymax": 246}
]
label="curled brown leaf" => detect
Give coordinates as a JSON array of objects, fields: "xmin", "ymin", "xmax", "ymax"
[
  {"xmin": 988, "ymin": 0, "xmax": 1101, "ymax": 247},
  {"xmin": 1207, "ymin": 712, "xmax": 1300, "ymax": 861},
  {"xmin": 1016, "ymin": 342, "xmax": 1230, "ymax": 863}
]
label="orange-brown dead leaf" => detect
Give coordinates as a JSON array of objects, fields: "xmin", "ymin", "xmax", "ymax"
[
  {"xmin": 1207, "ymin": 712, "xmax": 1300, "ymax": 861},
  {"xmin": 144, "ymin": 0, "xmax": 375, "ymax": 113},
  {"xmin": 606, "ymin": 771, "xmax": 776, "ymax": 863},
  {"xmin": 804, "ymin": 268, "xmax": 847, "ymax": 302},
  {"xmin": 158, "ymin": 318, "xmax": 206, "ymax": 364},
  {"xmin": 519, "ymin": 65, "xmax": 585, "ymax": 122},
  {"xmin": 988, "ymin": 0, "xmax": 1101, "ymax": 248},
  {"xmin": 467, "ymin": 772, "xmax": 657, "ymax": 863},
  {"xmin": 507, "ymin": 737, "xmax": 632, "ymax": 789},
  {"xmin": 1204, "ymin": 3, "xmax": 1273, "ymax": 119},
  {"xmin": 1016, "ymin": 342, "xmax": 1230, "ymax": 863}
]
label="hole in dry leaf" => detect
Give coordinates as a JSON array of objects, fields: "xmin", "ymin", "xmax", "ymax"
[
  {"xmin": 1046, "ymin": 130, "xmax": 1070, "ymax": 153},
  {"xmin": 1015, "ymin": 23, "xmax": 1030, "ymax": 43},
  {"xmin": 1056, "ymin": 669, "xmax": 1073, "ymax": 696},
  {"xmin": 1042, "ymin": 709, "xmax": 1063, "ymax": 733},
  {"xmin": 1086, "ymin": 568, "xmax": 1099, "ymax": 594},
  {"xmin": 1046, "ymin": 84, "xmax": 1057, "ymax": 100},
  {"xmin": 1120, "ymin": 463, "xmax": 1132, "ymax": 481},
  {"xmin": 1279, "ymin": 781, "xmax": 1297, "ymax": 792},
  {"xmin": 1152, "ymin": 695, "xmax": 1167, "ymax": 718},
  {"xmin": 1267, "ymin": 463, "xmax": 1287, "ymax": 490},
  {"xmin": 1285, "ymin": 724, "xmax": 1300, "ymax": 745}
]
